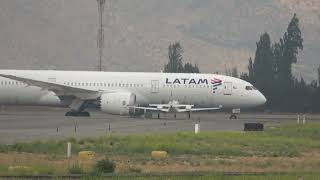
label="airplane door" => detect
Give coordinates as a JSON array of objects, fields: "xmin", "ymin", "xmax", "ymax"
[
  {"xmin": 224, "ymin": 82, "xmax": 232, "ymax": 95},
  {"xmin": 151, "ymin": 80, "xmax": 159, "ymax": 93}
]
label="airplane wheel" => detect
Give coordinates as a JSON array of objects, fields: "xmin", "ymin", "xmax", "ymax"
[
  {"xmin": 65, "ymin": 111, "xmax": 77, "ymax": 116},
  {"xmin": 79, "ymin": 111, "xmax": 90, "ymax": 117},
  {"xmin": 229, "ymin": 114, "xmax": 237, "ymax": 120},
  {"xmin": 158, "ymin": 113, "xmax": 160, "ymax": 119}
]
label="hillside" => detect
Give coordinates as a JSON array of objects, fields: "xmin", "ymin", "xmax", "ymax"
[{"xmin": 0, "ymin": 0, "xmax": 319, "ymax": 80}]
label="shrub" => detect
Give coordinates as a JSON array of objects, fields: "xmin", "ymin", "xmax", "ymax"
[
  {"xmin": 68, "ymin": 164, "xmax": 84, "ymax": 174},
  {"xmin": 94, "ymin": 158, "xmax": 115, "ymax": 174}
]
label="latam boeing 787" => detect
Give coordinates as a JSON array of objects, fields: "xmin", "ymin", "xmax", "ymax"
[{"xmin": 0, "ymin": 70, "xmax": 266, "ymax": 117}]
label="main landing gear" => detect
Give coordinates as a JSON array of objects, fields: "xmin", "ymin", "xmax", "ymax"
[{"xmin": 65, "ymin": 111, "xmax": 90, "ymax": 117}]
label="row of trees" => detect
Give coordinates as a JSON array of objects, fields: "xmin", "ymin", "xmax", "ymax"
[
  {"xmin": 163, "ymin": 14, "xmax": 319, "ymax": 112},
  {"xmin": 163, "ymin": 42, "xmax": 200, "ymax": 73},
  {"xmin": 240, "ymin": 14, "xmax": 320, "ymax": 112}
]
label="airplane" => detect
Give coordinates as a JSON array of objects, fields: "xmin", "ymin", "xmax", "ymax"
[{"xmin": 0, "ymin": 70, "xmax": 266, "ymax": 118}]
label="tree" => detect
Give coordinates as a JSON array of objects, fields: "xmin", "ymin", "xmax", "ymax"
[
  {"xmin": 184, "ymin": 62, "xmax": 200, "ymax": 73},
  {"xmin": 164, "ymin": 42, "xmax": 201, "ymax": 73},
  {"xmin": 276, "ymin": 14, "xmax": 303, "ymax": 110},
  {"xmin": 318, "ymin": 65, "xmax": 320, "ymax": 87},
  {"xmin": 277, "ymin": 13, "xmax": 303, "ymax": 89},
  {"xmin": 240, "ymin": 73, "xmax": 250, "ymax": 82},
  {"xmin": 252, "ymin": 33, "xmax": 274, "ymax": 95},
  {"xmin": 231, "ymin": 67, "xmax": 238, "ymax": 78},
  {"xmin": 248, "ymin": 57, "xmax": 254, "ymax": 83},
  {"xmin": 164, "ymin": 42, "xmax": 184, "ymax": 73},
  {"xmin": 241, "ymin": 14, "xmax": 304, "ymax": 111}
]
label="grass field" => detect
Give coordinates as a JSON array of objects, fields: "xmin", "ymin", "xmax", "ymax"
[
  {"xmin": 0, "ymin": 123, "xmax": 319, "ymax": 177},
  {"xmin": 1, "ymin": 123, "xmax": 320, "ymax": 157},
  {"xmin": 86, "ymin": 173, "xmax": 320, "ymax": 180}
]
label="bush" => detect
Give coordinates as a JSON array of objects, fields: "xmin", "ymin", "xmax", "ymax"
[
  {"xmin": 68, "ymin": 164, "xmax": 84, "ymax": 174},
  {"xmin": 94, "ymin": 158, "xmax": 115, "ymax": 174}
]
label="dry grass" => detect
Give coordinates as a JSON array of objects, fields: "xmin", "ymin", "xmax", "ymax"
[{"xmin": 0, "ymin": 151, "xmax": 320, "ymax": 175}]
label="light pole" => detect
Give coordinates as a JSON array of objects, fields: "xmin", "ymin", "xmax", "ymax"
[{"xmin": 97, "ymin": 0, "xmax": 105, "ymax": 71}]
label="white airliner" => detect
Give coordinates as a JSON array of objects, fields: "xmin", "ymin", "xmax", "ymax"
[{"xmin": 0, "ymin": 70, "xmax": 266, "ymax": 117}]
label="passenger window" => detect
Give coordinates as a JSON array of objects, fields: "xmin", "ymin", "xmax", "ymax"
[{"xmin": 245, "ymin": 86, "xmax": 253, "ymax": 90}]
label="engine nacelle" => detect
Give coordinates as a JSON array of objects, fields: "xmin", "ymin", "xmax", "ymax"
[{"xmin": 100, "ymin": 92, "xmax": 136, "ymax": 115}]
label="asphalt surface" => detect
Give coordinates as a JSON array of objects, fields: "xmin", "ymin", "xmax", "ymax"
[{"xmin": 0, "ymin": 106, "xmax": 319, "ymax": 144}]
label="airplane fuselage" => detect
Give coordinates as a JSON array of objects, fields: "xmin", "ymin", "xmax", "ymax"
[{"xmin": 0, "ymin": 70, "xmax": 266, "ymax": 110}]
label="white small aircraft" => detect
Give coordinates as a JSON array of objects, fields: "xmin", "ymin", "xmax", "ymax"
[{"xmin": 0, "ymin": 70, "xmax": 266, "ymax": 117}]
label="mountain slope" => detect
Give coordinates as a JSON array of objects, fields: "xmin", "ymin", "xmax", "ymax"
[{"xmin": 0, "ymin": 0, "xmax": 319, "ymax": 80}]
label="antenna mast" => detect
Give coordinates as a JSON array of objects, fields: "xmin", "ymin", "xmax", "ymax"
[{"xmin": 97, "ymin": 0, "xmax": 105, "ymax": 71}]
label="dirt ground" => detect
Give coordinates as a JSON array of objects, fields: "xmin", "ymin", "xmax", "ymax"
[{"xmin": 0, "ymin": 151, "xmax": 319, "ymax": 174}]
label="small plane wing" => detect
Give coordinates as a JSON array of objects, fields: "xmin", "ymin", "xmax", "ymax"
[
  {"xmin": 149, "ymin": 104, "xmax": 194, "ymax": 108},
  {"xmin": 176, "ymin": 105, "xmax": 223, "ymax": 112},
  {"xmin": 132, "ymin": 102, "xmax": 222, "ymax": 113},
  {"xmin": 0, "ymin": 74, "xmax": 102, "ymax": 100},
  {"xmin": 131, "ymin": 106, "xmax": 170, "ymax": 112}
]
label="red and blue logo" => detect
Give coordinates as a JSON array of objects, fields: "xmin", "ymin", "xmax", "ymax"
[{"xmin": 211, "ymin": 78, "xmax": 222, "ymax": 92}]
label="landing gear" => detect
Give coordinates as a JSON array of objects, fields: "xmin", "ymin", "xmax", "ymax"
[
  {"xmin": 65, "ymin": 111, "xmax": 90, "ymax": 117},
  {"xmin": 229, "ymin": 114, "xmax": 237, "ymax": 120},
  {"xmin": 230, "ymin": 108, "xmax": 240, "ymax": 120},
  {"xmin": 188, "ymin": 112, "xmax": 191, "ymax": 120}
]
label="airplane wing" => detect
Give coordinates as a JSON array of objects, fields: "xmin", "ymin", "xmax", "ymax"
[
  {"xmin": 176, "ymin": 106, "xmax": 223, "ymax": 112},
  {"xmin": 0, "ymin": 74, "xmax": 102, "ymax": 100}
]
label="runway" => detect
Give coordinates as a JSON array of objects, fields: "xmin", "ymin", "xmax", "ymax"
[{"xmin": 0, "ymin": 106, "xmax": 319, "ymax": 144}]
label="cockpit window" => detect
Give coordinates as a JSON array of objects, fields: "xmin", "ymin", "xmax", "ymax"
[{"xmin": 245, "ymin": 86, "xmax": 257, "ymax": 90}]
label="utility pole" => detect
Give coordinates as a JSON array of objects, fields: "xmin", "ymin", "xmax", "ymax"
[{"xmin": 97, "ymin": 0, "xmax": 106, "ymax": 71}]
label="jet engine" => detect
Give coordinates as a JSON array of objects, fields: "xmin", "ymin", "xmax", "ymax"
[{"xmin": 99, "ymin": 92, "xmax": 136, "ymax": 115}]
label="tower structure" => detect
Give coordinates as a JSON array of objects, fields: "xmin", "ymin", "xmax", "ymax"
[{"xmin": 97, "ymin": 0, "xmax": 105, "ymax": 71}]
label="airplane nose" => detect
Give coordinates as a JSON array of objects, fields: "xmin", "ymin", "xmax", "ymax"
[{"xmin": 258, "ymin": 91, "xmax": 267, "ymax": 105}]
